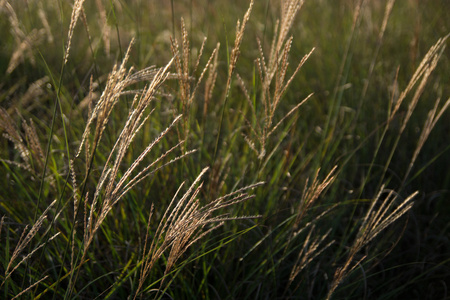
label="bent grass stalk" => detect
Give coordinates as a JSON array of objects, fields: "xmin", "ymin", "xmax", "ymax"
[
  {"xmin": 66, "ymin": 48, "xmax": 188, "ymax": 298},
  {"xmin": 135, "ymin": 167, "xmax": 263, "ymax": 298},
  {"xmin": 326, "ymin": 187, "xmax": 418, "ymax": 300}
]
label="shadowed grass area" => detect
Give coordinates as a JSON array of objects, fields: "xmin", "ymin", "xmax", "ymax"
[{"xmin": 0, "ymin": 0, "xmax": 449, "ymax": 299}]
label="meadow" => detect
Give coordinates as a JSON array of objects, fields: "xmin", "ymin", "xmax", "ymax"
[{"xmin": 0, "ymin": 0, "xmax": 449, "ymax": 298}]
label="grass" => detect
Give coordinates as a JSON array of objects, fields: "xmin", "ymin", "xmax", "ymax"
[{"xmin": 0, "ymin": 0, "xmax": 449, "ymax": 299}]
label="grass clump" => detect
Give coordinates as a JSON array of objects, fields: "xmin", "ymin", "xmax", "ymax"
[{"xmin": 0, "ymin": 0, "xmax": 449, "ymax": 298}]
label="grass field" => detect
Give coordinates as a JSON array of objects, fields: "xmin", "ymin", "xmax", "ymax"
[{"xmin": 1, "ymin": 0, "xmax": 449, "ymax": 299}]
